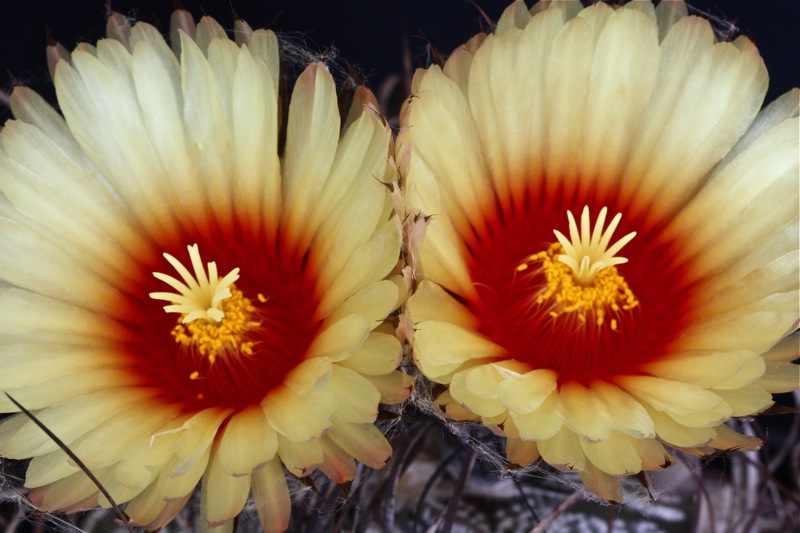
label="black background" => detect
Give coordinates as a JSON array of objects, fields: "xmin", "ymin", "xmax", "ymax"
[{"xmin": 0, "ymin": 0, "xmax": 798, "ymax": 125}]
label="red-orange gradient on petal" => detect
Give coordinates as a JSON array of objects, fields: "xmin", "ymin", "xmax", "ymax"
[
  {"xmin": 461, "ymin": 182, "xmax": 701, "ymax": 385},
  {"xmin": 114, "ymin": 219, "xmax": 323, "ymax": 411}
]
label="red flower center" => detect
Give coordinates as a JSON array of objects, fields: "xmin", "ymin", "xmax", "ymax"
[
  {"xmin": 463, "ymin": 188, "xmax": 698, "ymax": 385},
  {"xmin": 115, "ymin": 220, "xmax": 322, "ymax": 411}
]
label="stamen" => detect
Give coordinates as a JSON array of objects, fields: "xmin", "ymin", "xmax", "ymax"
[
  {"xmin": 150, "ymin": 244, "xmax": 259, "ymax": 365},
  {"xmin": 170, "ymin": 287, "xmax": 259, "ymax": 362},
  {"xmin": 514, "ymin": 206, "xmax": 640, "ymax": 329},
  {"xmin": 521, "ymin": 243, "xmax": 639, "ymax": 328},
  {"xmin": 552, "ymin": 206, "xmax": 636, "ymax": 286}
]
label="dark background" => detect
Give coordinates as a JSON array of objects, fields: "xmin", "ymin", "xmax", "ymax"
[{"xmin": 0, "ymin": 0, "xmax": 798, "ymax": 124}]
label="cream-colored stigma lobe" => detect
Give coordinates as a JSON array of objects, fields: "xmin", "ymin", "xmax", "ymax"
[
  {"xmin": 150, "ymin": 244, "xmax": 240, "ymax": 323},
  {"xmin": 150, "ymin": 244, "xmax": 259, "ymax": 365},
  {"xmin": 553, "ymin": 206, "xmax": 637, "ymax": 286}
]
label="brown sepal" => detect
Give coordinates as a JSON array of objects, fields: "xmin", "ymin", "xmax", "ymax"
[
  {"xmin": 759, "ymin": 404, "xmax": 800, "ymax": 415},
  {"xmin": 633, "ymin": 471, "xmax": 654, "ymax": 501},
  {"xmin": 339, "ymin": 480, "xmax": 353, "ymax": 499},
  {"xmin": 297, "ymin": 474, "xmax": 321, "ymax": 495},
  {"xmin": 465, "ymin": 0, "xmax": 497, "ymax": 33}
]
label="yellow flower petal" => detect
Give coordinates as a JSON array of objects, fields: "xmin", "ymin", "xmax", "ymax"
[
  {"xmin": 579, "ymin": 463, "xmax": 623, "ymax": 504},
  {"xmin": 282, "ymin": 63, "xmax": 340, "ymax": 244},
  {"xmin": 707, "ymin": 423, "xmax": 762, "ymax": 452},
  {"xmin": 325, "ymin": 280, "xmax": 399, "ymax": 329},
  {"xmin": 283, "ymin": 357, "xmax": 333, "ymax": 396},
  {"xmin": 406, "ymin": 66, "xmax": 492, "ymax": 236},
  {"xmin": 217, "ymin": 405, "xmax": 278, "ymax": 476},
  {"xmin": 507, "ymin": 392, "xmax": 563, "ymax": 441},
  {"xmin": 645, "ymin": 406, "xmax": 715, "ymax": 447},
  {"xmin": 230, "ymin": 44, "xmax": 281, "ymax": 234},
  {"xmin": 204, "ymin": 455, "xmax": 251, "ymax": 526},
  {"xmin": 495, "ymin": 0, "xmax": 532, "ymax": 34},
  {"xmin": 654, "ymin": 0, "xmax": 687, "ymax": 40},
  {"xmin": 497, "ymin": 369, "xmax": 558, "ymax": 414},
  {"xmin": 557, "ymin": 381, "xmax": 613, "ymax": 442},
  {"xmin": 318, "ymin": 435, "xmax": 358, "ymax": 485},
  {"xmin": 327, "ymin": 421, "xmax": 392, "ymax": 470},
  {"xmin": 69, "ymin": 403, "xmax": 180, "ymax": 471},
  {"xmin": 160, "ymin": 447, "xmax": 211, "ymax": 499},
  {"xmin": 339, "ymin": 332, "xmax": 403, "ymax": 376},
  {"xmin": 450, "ymin": 366, "xmax": 506, "ymax": 418},
  {"xmin": 413, "ymin": 321, "xmax": 505, "ymax": 380},
  {"xmin": 263, "ymin": 387, "xmax": 333, "ymax": 444},
  {"xmin": 506, "ymin": 437, "xmax": 540, "ymax": 468},
  {"xmin": 26, "ymin": 450, "xmax": 79, "ymax": 488},
  {"xmin": 436, "ymin": 390, "xmax": 480, "ymax": 422},
  {"xmin": 124, "ymin": 478, "xmax": 186, "ymax": 528},
  {"xmin": 112, "ymin": 417, "xmax": 190, "ymax": 490},
  {"xmin": 31, "ymin": 468, "xmax": 107, "ymax": 512},
  {"xmin": 712, "ymin": 383, "xmax": 774, "ymax": 416},
  {"xmin": 276, "ymin": 434, "xmax": 322, "ymax": 477},
  {"xmin": 642, "ymin": 351, "xmax": 764, "ymax": 390},
  {"xmin": 619, "ymin": 376, "xmax": 732, "ymax": 427},
  {"xmin": 538, "ymin": 426, "xmax": 586, "ymax": 471},
  {"xmin": 327, "ymin": 365, "xmax": 381, "ymax": 424},
  {"xmin": 580, "ymin": 431, "xmax": 642, "ymax": 476},
  {"xmin": 408, "ymin": 279, "xmax": 479, "ymax": 329},
  {"xmin": 590, "ymin": 381, "xmax": 655, "ymax": 438},
  {"xmin": 365, "ymin": 371, "xmax": 414, "ymax": 405},
  {"xmin": 306, "ymin": 314, "xmax": 371, "ymax": 362},
  {"xmin": 252, "ymin": 459, "xmax": 291, "ymax": 533},
  {"xmin": 173, "ymin": 408, "xmax": 231, "ymax": 466},
  {"xmin": 0, "ymin": 389, "xmax": 151, "ymax": 458}
]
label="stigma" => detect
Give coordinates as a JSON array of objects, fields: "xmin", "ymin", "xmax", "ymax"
[
  {"xmin": 150, "ymin": 244, "xmax": 240, "ymax": 323},
  {"xmin": 517, "ymin": 207, "xmax": 639, "ymax": 328},
  {"xmin": 553, "ymin": 206, "xmax": 636, "ymax": 286},
  {"xmin": 150, "ymin": 244, "xmax": 259, "ymax": 364}
]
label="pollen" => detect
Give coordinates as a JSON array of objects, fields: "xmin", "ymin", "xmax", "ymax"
[
  {"xmin": 170, "ymin": 286, "xmax": 259, "ymax": 363},
  {"xmin": 515, "ymin": 207, "xmax": 640, "ymax": 328},
  {"xmin": 520, "ymin": 243, "xmax": 639, "ymax": 327},
  {"xmin": 150, "ymin": 244, "xmax": 260, "ymax": 364}
]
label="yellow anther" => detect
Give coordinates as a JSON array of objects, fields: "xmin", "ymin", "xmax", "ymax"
[
  {"xmin": 150, "ymin": 244, "xmax": 260, "ymax": 367},
  {"xmin": 527, "ymin": 242, "xmax": 639, "ymax": 328},
  {"xmin": 257, "ymin": 293, "xmax": 269, "ymax": 303},
  {"xmin": 514, "ymin": 206, "xmax": 641, "ymax": 329},
  {"xmin": 170, "ymin": 285, "xmax": 258, "ymax": 362}
]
